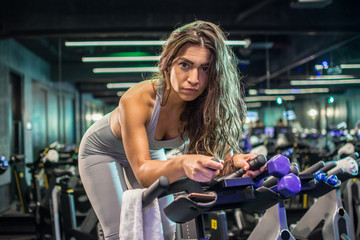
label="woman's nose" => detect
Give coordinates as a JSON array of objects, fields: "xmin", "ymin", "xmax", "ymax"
[{"xmin": 187, "ymin": 68, "xmax": 199, "ymax": 84}]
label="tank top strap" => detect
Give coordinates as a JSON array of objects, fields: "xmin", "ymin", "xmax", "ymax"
[
  {"xmin": 146, "ymin": 86, "xmax": 185, "ymax": 150},
  {"xmin": 146, "ymin": 86, "xmax": 163, "ymax": 136}
]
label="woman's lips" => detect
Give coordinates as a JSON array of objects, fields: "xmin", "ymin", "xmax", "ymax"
[{"xmin": 183, "ymin": 88, "xmax": 198, "ymax": 93}]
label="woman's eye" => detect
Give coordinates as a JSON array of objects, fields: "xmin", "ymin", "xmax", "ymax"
[
  {"xmin": 179, "ymin": 62, "xmax": 189, "ymax": 69},
  {"xmin": 202, "ymin": 67, "xmax": 209, "ymax": 72}
]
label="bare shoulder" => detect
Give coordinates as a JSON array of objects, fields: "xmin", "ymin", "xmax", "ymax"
[
  {"xmin": 120, "ymin": 80, "xmax": 156, "ymax": 106},
  {"xmin": 119, "ymin": 80, "xmax": 158, "ymax": 125}
]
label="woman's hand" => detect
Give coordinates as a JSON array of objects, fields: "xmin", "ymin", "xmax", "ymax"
[
  {"xmin": 182, "ymin": 155, "xmax": 224, "ymax": 182},
  {"xmin": 231, "ymin": 153, "xmax": 267, "ymax": 178}
]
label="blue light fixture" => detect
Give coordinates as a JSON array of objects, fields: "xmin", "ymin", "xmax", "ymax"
[{"xmin": 322, "ymin": 61, "xmax": 329, "ymax": 68}]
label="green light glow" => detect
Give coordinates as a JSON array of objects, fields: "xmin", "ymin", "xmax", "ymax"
[{"xmin": 105, "ymin": 52, "xmax": 152, "ymax": 57}]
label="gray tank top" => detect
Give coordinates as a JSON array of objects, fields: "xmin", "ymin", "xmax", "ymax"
[
  {"xmin": 146, "ymin": 87, "xmax": 184, "ymax": 149},
  {"xmin": 79, "ymin": 86, "xmax": 184, "ymax": 166}
]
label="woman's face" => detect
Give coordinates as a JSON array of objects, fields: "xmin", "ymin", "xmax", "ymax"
[{"xmin": 169, "ymin": 44, "xmax": 211, "ymax": 102}]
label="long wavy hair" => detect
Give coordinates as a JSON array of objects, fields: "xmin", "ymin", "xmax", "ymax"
[{"xmin": 152, "ymin": 20, "xmax": 247, "ymax": 159}]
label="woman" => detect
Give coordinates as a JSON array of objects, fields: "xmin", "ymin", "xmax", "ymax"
[{"xmin": 78, "ymin": 20, "xmax": 264, "ymax": 240}]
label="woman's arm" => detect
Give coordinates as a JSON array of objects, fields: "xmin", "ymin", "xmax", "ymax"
[{"xmin": 118, "ymin": 85, "xmax": 223, "ymax": 187}]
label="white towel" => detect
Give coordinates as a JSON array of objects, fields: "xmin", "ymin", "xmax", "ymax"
[{"xmin": 119, "ymin": 188, "xmax": 167, "ymax": 240}]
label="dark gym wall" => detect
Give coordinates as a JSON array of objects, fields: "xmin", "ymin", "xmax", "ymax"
[
  {"xmin": 0, "ymin": 53, "xmax": 11, "ymax": 187},
  {"xmin": 0, "ymin": 39, "xmax": 83, "ymax": 211},
  {"xmin": 0, "ymin": 39, "xmax": 49, "ymax": 188},
  {"xmin": 345, "ymin": 88, "xmax": 360, "ymax": 130},
  {"xmin": 32, "ymin": 82, "xmax": 48, "ymax": 158},
  {"xmin": 10, "ymin": 72, "xmax": 24, "ymax": 155},
  {"xmin": 0, "ymin": 39, "xmax": 53, "ymax": 210},
  {"xmin": 31, "ymin": 81, "xmax": 78, "ymax": 159},
  {"xmin": 62, "ymin": 93, "xmax": 76, "ymax": 144}
]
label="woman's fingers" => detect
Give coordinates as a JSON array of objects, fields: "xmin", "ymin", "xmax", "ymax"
[
  {"xmin": 234, "ymin": 159, "xmax": 250, "ymax": 171},
  {"xmin": 243, "ymin": 169, "xmax": 260, "ymax": 178},
  {"xmin": 259, "ymin": 164, "xmax": 267, "ymax": 173},
  {"xmin": 233, "ymin": 153, "xmax": 266, "ymax": 178},
  {"xmin": 232, "ymin": 153, "xmax": 257, "ymax": 170},
  {"xmin": 196, "ymin": 158, "xmax": 223, "ymax": 182},
  {"xmin": 204, "ymin": 158, "xmax": 223, "ymax": 171},
  {"xmin": 184, "ymin": 155, "xmax": 223, "ymax": 182}
]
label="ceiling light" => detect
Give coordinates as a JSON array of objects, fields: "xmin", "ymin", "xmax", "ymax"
[
  {"xmin": 317, "ymin": 63, "xmax": 360, "ymax": 71},
  {"xmin": 65, "ymin": 40, "xmax": 166, "ymax": 46},
  {"xmin": 340, "ymin": 64, "xmax": 360, "ymax": 69},
  {"xmin": 94, "ymin": 67, "xmax": 159, "ymax": 73},
  {"xmin": 83, "ymin": 56, "xmax": 161, "ymax": 62},
  {"xmin": 293, "ymin": 74, "xmax": 355, "ymax": 80},
  {"xmin": 245, "ymin": 95, "xmax": 296, "ymax": 102},
  {"xmin": 226, "ymin": 39, "xmax": 251, "ymax": 47},
  {"xmin": 291, "ymin": 79, "xmax": 360, "ymax": 85},
  {"xmin": 307, "ymin": 75, "xmax": 355, "ymax": 80},
  {"xmin": 107, "ymin": 83, "xmax": 138, "ymax": 89},
  {"xmin": 246, "ymin": 102, "xmax": 262, "ymax": 108},
  {"xmin": 65, "ymin": 39, "xmax": 250, "ymax": 47},
  {"xmin": 264, "ymin": 88, "xmax": 329, "ymax": 94},
  {"xmin": 248, "ymin": 89, "xmax": 258, "ymax": 95}
]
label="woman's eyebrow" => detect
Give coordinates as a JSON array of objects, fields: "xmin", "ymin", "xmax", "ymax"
[
  {"xmin": 176, "ymin": 57, "xmax": 193, "ymax": 65},
  {"xmin": 177, "ymin": 57, "xmax": 209, "ymax": 67}
]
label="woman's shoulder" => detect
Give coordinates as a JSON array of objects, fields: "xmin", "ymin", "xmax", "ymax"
[{"xmin": 120, "ymin": 80, "xmax": 157, "ymax": 107}]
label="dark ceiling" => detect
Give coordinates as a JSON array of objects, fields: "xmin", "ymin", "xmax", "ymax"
[{"xmin": 1, "ymin": 0, "xmax": 360, "ymax": 106}]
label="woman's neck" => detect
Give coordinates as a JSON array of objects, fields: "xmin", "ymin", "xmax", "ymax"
[{"xmin": 164, "ymin": 88, "xmax": 187, "ymax": 113}]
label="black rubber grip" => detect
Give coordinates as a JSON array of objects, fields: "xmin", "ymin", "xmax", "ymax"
[
  {"xmin": 300, "ymin": 161, "xmax": 325, "ymax": 175},
  {"xmin": 219, "ymin": 154, "xmax": 267, "ymax": 181},
  {"xmin": 232, "ymin": 154, "xmax": 267, "ymax": 177},
  {"xmin": 142, "ymin": 176, "xmax": 170, "ymax": 207},
  {"xmin": 318, "ymin": 162, "xmax": 337, "ymax": 174}
]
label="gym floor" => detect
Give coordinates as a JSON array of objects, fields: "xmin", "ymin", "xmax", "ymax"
[{"xmin": 0, "ymin": 203, "xmax": 37, "ymax": 240}]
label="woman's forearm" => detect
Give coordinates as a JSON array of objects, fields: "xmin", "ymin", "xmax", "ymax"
[{"xmin": 135, "ymin": 156, "xmax": 186, "ymax": 187}]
